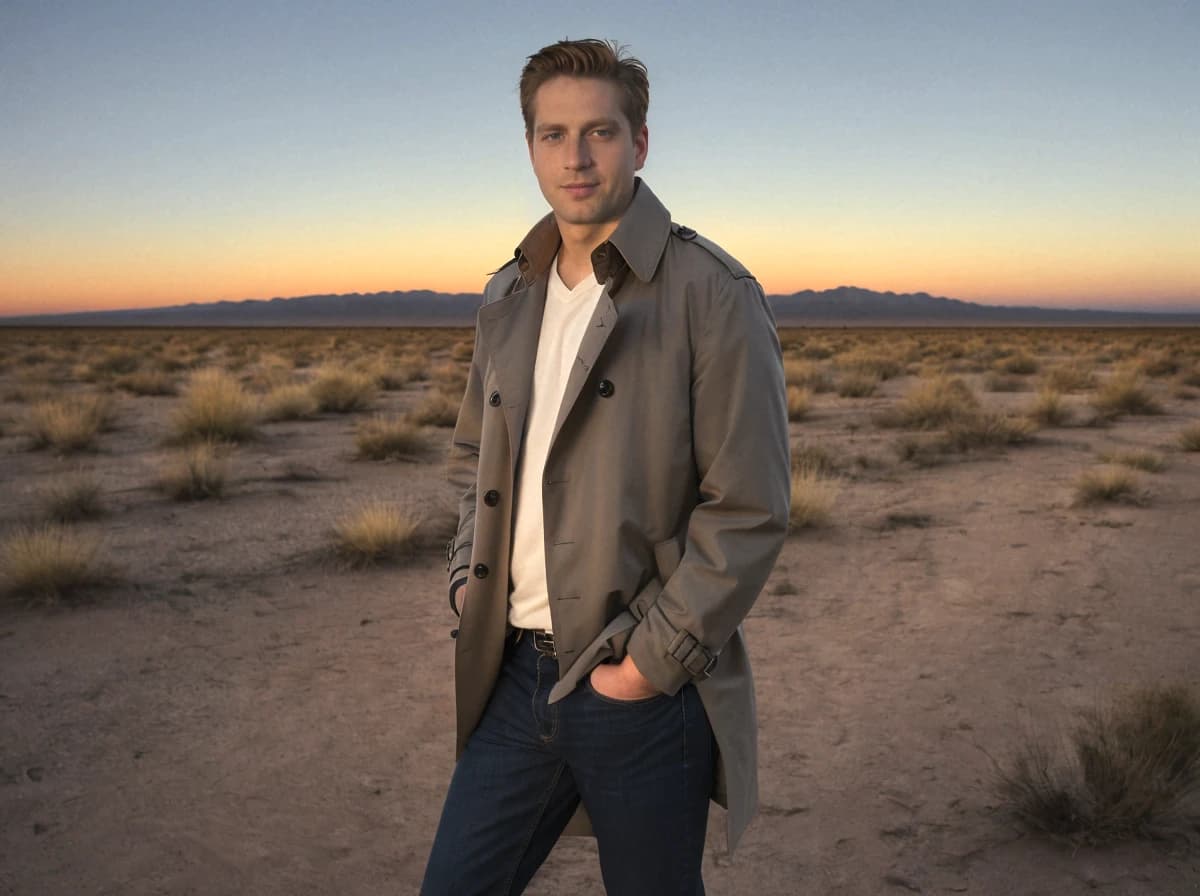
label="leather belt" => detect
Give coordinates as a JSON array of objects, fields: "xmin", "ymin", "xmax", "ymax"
[{"xmin": 513, "ymin": 628, "xmax": 556, "ymax": 658}]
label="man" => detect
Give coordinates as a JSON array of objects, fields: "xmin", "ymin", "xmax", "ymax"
[{"xmin": 422, "ymin": 38, "xmax": 789, "ymax": 895}]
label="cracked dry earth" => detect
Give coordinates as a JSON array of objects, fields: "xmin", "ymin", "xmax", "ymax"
[{"xmin": 1, "ymin": 327, "xmax": 1199, "ymax": 895}]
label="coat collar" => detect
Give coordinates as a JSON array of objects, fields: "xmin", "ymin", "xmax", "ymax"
[{"xmin": 512, "ymin": 177, "xmax": 672, "ymax": 287}]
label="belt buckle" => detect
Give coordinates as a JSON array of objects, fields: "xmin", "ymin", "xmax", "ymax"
[{"xmin": 532, "ymin": 630, "xmax": 556, "ymax": 659}]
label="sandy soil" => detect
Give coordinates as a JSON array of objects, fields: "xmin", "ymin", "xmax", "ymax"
[{"xmin": 1, "ymin": 328, "xmax": 1198, "ymax": 895}]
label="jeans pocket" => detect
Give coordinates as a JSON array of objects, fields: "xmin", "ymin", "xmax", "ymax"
[{"xmin": 584, "ymin": 676, "xmax": 670, "ymax": 707}]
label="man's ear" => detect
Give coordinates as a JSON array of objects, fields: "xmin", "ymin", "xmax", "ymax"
[{"xmin": 634, "ymin": 124, "xmax": 649, "ymax": 171}]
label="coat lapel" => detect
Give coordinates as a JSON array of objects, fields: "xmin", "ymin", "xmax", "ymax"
[
  {"xmin": 475, "ymin": 274, "xmax": 547, "ymax": 466},
  {"xmin": 549, "ymin": 286, "xmax": 619, "ymax": 453}
]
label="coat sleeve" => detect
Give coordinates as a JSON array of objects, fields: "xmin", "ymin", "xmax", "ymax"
[
  {"xmin": 445, "ymin": 321, "xmax": 484, "ymax": 598},
  {"xmin": 625, "ymin": 272, "xmax": 791, "ymax": 695}
]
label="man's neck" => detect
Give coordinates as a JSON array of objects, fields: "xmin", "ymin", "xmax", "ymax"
[{"xmin": 553, "ymin": 219, "xmax": 614, "ymax": 289}]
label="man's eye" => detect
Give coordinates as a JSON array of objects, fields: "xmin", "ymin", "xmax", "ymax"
[
  {"xmin": 542, "ymin": 132, "xmax": 562, "ymax": 142},
  {"xmin": 591, "ymin": 129, "xmax": 612, "ymax": 138}
]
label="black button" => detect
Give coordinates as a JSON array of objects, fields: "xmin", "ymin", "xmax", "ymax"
[
  {"xmin": 473, "ymin": 563, "xmax": 489, "ymax": 579},
  {"xmin": 597, "ymin": 379, "xmax": 615, "ymax": 398},
  {"xmin": 450, "ymin": 628, "xmax": 459, "ymax": 639},
  {"xmin": 483, "ymin": 489, "xmax": 500, "ymax": 507},
  {"xmin": 489, "ymin": 391, "xmax": 501, "ymax": 407}
]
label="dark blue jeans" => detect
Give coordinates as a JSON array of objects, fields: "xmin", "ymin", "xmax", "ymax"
[{"xmin": 422, "ymin": 629, "xmax": 714, "ymax": 895}]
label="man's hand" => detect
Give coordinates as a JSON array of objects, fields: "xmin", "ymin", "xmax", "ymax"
[{"xmin": 588, "ymin": 654, "xmax": 662, "ymax": 701}]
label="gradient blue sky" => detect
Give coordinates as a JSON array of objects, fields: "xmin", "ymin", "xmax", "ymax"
[{"xmin": 2, "ymin": 0, "xmax": 1198, "ymax": 315}]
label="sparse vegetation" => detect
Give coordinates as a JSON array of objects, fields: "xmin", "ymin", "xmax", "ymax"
[
  {"xmin": 783, "ymin": 359, "xmax": 833, "ymax": 393},
  {"xmin": 158, "ymin": 442, "xmax": 229, "ymax": 500},
  {"xmin": 410, "ymin": 390, "xmax": 461, "ymax": 427},
  {"xmin": 1073, "ymin": 466, "xmax": 1145, "ymax": 506},
  {"xmin": 1179, "ymin": 423, "xmax": 1200, "ymax": 452},
  {"xmin": 1028, "ymin": 388, "xmax": 1072, "ymax": 426},
  {"xmin": 172, "ymin": 368, "xmax": 258, "ymax": 442},
  {"xmin": 942, "ymin": 412, "xmax": 1036, "ymax": 452},
  {"xmin": 786, "ymin": 386, "xmax": 812, "ymax": 421},
  {"xmin": 332, "ymin": 501, "xmax": 422, "ymax": 566},
  {"xmin": 1042, "ymin": 362, "xmax": 1097, "ymax": 393},
  {"xmin": 114, "ymin": 369, "xmax": 177, "ymax": 396},
  {"xmin": 355, "ymin": 415, "xmax": 429, "ymax": 460},
  {"xmin": 1091, "ymin": 371, "xmax": 1163, "ymax": 419},
  {"xmin": 788, "ymin": 463, "xmax": 839, "ymax": 530},
  {"xmin": 878, "ymin": 376, "xmax": 979, "ymax": 429},
  {"xmin": 23, "ymin": 393, "xmax": 116, "ymax": 453},
  {"xmin": 261, "ymin": 384, "xmax": 319, "ymax": 422},
  {"xmin": 1099, "ymin": 449, "xmax": 1166, "ymax": 473},
  {"xmin": 0, "ymin": 524, "xmax": 113, "ymax": 603},
  {"xmin": 836, "ymin": 372, "xmax": 879, "ymax": 398},
  {"xmin": 39, "ymin": 471, "xmax": 105, "ymax": 521},
  {"xmin": 995, "ymin": 684, "xmax": 1200, "ymax": 846},
  {"xmin": 310, "ymin": 365, "xmax": 376, "ymax": 413}
]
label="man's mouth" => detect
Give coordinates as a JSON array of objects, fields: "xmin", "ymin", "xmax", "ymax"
[{"xmin": 563, "ymin": 183, "xmax": 599, "ymax": 197}]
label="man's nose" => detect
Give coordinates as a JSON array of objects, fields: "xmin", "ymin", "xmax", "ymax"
[{"xmin": 565, "ymin": 136, "xmax": 593, "ymax": 169}]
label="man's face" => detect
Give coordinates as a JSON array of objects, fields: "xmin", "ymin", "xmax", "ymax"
[{"xmin": 526, "ymin": 76, "xmax": 648, "ymax": 235}]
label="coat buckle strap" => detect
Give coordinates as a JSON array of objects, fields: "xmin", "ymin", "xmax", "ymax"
[{"xmin": 667, "ymin": 629, "xmax": 718, "ymax": 681}]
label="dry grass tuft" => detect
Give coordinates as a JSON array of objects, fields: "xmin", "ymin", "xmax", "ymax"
[
  {"xmin": 1099, "ymin": 449, "xmax": 1166, "ymax": 474},
  {"xmin": 998, "ymin": 353, "xmax": 1040, "ymax": 375},
  {"xmin": 310, "ymin": 365, "xmax": 377, "ymax": 413},
  {"xmin": 0, "ymin": 525, "xmax": 114, "ymax": 603},
  {"xmin": 878, "ymin": 376, "xmax": 979, "ymax": 429},
  {"xmin": 114, "ymin": 369, "xmax": 177, "ymax": 396},
  {"xmin": 1028, "ymin": 388, "xmax": 1072, "ymax": 426},
  {"xmin": 39, "ymin": 472, "xmax": 105, "ymax": 522},
  {"xmin": 261, "ymin": 384, "xmax": 319, "ymax": 422},
  {"xmin": 994, "ymin": 684, "xmax": 1200, "ymax": 846},
  {"xmin": 836, "ymin": 372, "xmax": 880, "ymax": 398},
  {"xmin": 942, "ymin": 412, "xmax": 1036, "ymax": 451},
  {"xmin": 410, "ymin": 390, "xmax": 461, "ymax": 427},
  {"xmin": 1179, "ymin": 423, "xmax": 1200, "ymax": 452},
  {"xmin": 332, "ymin": 501, "xmax": 422, "ymax": 567},
  {"xmin": 158, "ymin": 442, "xmax": 229, "ymax": 500},
  {"xmin": 1073, "ymin": 466, "xmax": 1145, "ymax": 506},
  {"xmin": 983, "ymin": 371, "xmax": 1028, "ymax": 393},
  {"xmin": 786, "ymin": 386, "xmax": 813, "ymax": 421},
  {"xmin": 783, "ymin": 359, "xmax": 833, "ymax": 393},
  {"xmin": 788, "ymin": 463, "xmax": 840, "ymax": 530},
  {"xmin": 355, "ymin": 415, "xmax": 429, "ymax": 460},
  {"xmin": 1091, "ymin": 371, "xmax": 1163, "ymax": 419},
  {"xmin": 23, "ymin": 393, "xmax": 116, "ymax": 454},
  {"xmin": 172, "ymin": 368, "xmax": 258, "ymax": 442},
  {"xmin": 1042, "ymin": 362, "xmax": 1097, "ymax": 393}
]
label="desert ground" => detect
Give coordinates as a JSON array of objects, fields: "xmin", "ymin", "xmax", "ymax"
[{"xmin": 1, "ymin": 325, "xmax": 1198, "ymax": 895}]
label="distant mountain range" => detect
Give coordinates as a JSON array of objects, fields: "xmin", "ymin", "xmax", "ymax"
[{"xmin": 3, "ymin": 286, "xmax": 1198, "ymax": 327}]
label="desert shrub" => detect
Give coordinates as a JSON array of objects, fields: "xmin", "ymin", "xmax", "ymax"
[
  {"xmin": 999, "ymin": 353, "xmax": 1039, "ymax": 375},
  {"xmin": 261, "ymin": 384, "xmax": 319, "ymax": 422},
  {"xmin": 0, "ymin": 524, "xmax": 113, "ymax": 603},
  {"xmin": 332, "ymin": 501, "xmax": 422, "ymax": 567},
  {"xmin": 395, "ymin": 353, "xmax": 429, "ymax": 382},
  {"xmin": 410, "ymin": 390, "xmax": 461, "ymax": 427},
  {"xmin": 838, "ymin": 351, "xmax": 904, "ymax": 381},
  {"xmin": 89, "ymin": 346, "xmax": 141, "ymax": 377},
  {"xmin": 983, "ymin": 371, "xmax": 1027, "ymax": 393},
  {"xmin": 450, "ymin": 340, "xmax": 474, "ymax": 362},
  {"xmin": 1028, "ymin": 388, "xmax": 1072, "ymax": 426},
  {"xmin": 1073, "ymin": 466, "xmax": 1144, "ymax": 505},
  {"xmin": 172, "ymin": 368, "xmax": 258, "ymax": 442},
  {"xmin": 791, "ymin": 442, "xmax": 840, "ymax": 476},
  {"xmin": 994, "ymin": 684, "xmax": 1200, "ymax": 846},
  {"xmin": 878, "ymin": 376, "xmax": 979, "ymax": 429},
  {"xmin": 355, "ymin": 415, "xmax": 429, "ymax": 460},
  {"xmin": 115, "ymin": 369, "xmax": 177, "ymax": 396},
  {"xmin": 430, "ymin": 361, "xmax": 469, "ymax": 396},
  {"xmin": 1091, "ymin": 371, "xmax": 1163, "ymax": 419},
  {"xmin": 310, "ymin": 365, "xmax": 376, "ymax": 413},
  {"xmin": 788, "ymin": 463, "xmax": 839, "ymax": 530},
  {"xmin": 1179, "ymin": 365, "xmax": 1200, "ymax": 388},
  {"xmin": 942, "ymin": 412, "xmax": 1036, "ymax": 451},
  {"xmin": 1140, "ymin": 351, "xmax": 1179, "ymax": 378},
  {"xmin": 786, "ymin": 386, "xmax": 812, "ymax": 421},
  {"xmin": 23, "ymin": 393, "xmax": 116, "ymax": 453},
  {"xmin": 39, "ymin": 472, "xmax": 105, "ymax": 521},
  {"xmin": 836, "ymin": 372, "xmax": 879, "ymax": 398},
  {"xmin": 1099, "ymin": 449, "xmax": 1166, "ymax": 473},
  {"xmin": 1042, "ymin": 363, "xmax": 1097, "ymax": 393},
  {"xmin": 1178, "ymin": 424, "xmax": 1200, "ymax": 452},
  {"xmin": 158, "ymin": 442, "xmax": 229, "ymax": 500},
  {"xmin": 783, "ymin": 359, "xmax": 833, "ymax": 393}
]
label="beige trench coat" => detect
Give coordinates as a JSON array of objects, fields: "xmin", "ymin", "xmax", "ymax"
[{"xmin": 445, "ymin": 179, "xmax": 790, "ymax": 851}]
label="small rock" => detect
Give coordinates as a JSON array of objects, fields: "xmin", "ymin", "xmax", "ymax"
[
  {"xmin": 26, "ymin": 767, "xmax": 44, "ymax": 782},
  {"xmin": 33, "ymin": 822, "xmax": 47, "ymax": 835},
  {"xmin": 884, "ymin": 873, "xmax": 922, "ymax": 892}
]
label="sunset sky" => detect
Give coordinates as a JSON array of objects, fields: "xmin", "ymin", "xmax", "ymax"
[{"xmin": 2, "ymin": 0, "xmax": 1198, "ymax": 317}]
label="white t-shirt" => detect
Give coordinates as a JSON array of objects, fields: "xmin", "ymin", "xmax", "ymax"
[{"xmin": 507, "ymin": 256, "xmax": 605, "ymax": 632}]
